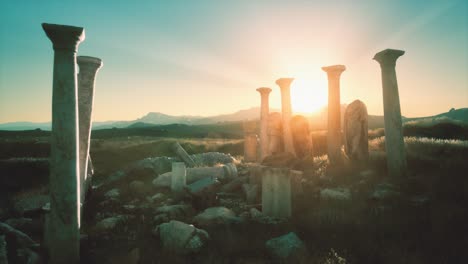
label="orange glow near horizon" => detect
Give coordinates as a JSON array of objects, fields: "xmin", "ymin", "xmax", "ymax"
[{"xmin": 290, "ymin": 76, "xmax": 328, "ymax": 114}]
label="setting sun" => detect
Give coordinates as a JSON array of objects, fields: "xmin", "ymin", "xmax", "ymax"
[{"xmin": 291, "ymin": 77, "xmax": 328, "ymax": 113}]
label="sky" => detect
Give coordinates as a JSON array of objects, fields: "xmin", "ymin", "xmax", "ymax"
[{"xmin": 0, "ymin": 0, "xmax": 467, "ymax": 123}]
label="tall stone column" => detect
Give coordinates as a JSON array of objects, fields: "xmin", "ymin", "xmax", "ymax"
[
  {"xmin": 275, "ymin": 78, "xmax": 296, "ymax": 156},
  {"xmin": 374, "ymin": 49, "xmax": 407, "ymax": 178},
  {"xmin": 243, "ymin": 121, "xmax": 258, "ymax": 162},
  {"xmin": 322, "ymin": 65, "xmax": 346, "ymax": 165},
  {"xmin": 42, "ymin": 23, "xmax": 85, "ymax": 264},
  {"xmin": 77, "ymin": 56, "xmax": 102, "ymax": 207},
  {"xmin": 256, "ymin": 87, "xmax": 272, "ymax": 160}
]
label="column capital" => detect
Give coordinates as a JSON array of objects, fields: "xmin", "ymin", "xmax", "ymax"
[
  {"xmin": 77, "ymin": 56, "xmax": 103, "ymax": 71},
  {"xmin": 256, "ymin": 87, "xmax": 272, "ymax": 95},
  {"xmin": 322, "ymin": 65, "xmax": 346, "ymax": 77},
  {"xmin": 373, "ymin": 49, "xmax": 405, "ymax": 68},
  {"xmin": 42, "ymin": 23, "xmax": 85, "ymax": 52},
  {"xmin": 275, "ymin": 78, "xmax": 294, "ymax": 89}
]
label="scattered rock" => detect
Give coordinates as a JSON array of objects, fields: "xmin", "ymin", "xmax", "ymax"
[
  {"xmin": 155, "ymin": 204, "xmax": 194, "ymax": 220},
  {"xmin": 129, "ymin": 180, "xmax": 147, "ymax": 195},
  {"xmin": 147, "ymin": 193, "xmax": 165, "ymax": 203},
  {"xmin": 154, "ymin": 220, "xmax": 209, "ymax": 254},
  {"xmin": 187, "ymin": 177, "xmax": 220, "ymax": 196},
  {"xmin": 250, "ymin": 208, "xmax": 263, "ymax": 219},
  {"xmin": 104, "ymin": 188, "xmax": 120, "ymax": 199},
  {"xmin": 13, "ymin": 194, "xmax": 50, "ymax": 215},
  {"xmin": 191, "ymin": 152, "xmax": 236, "ymax": 166},
  {"xmin": 94, "ymin": 215, "xmax": 127, "ymax": 233},
  {"xmin": 265, "ymin": 232, "xmax": 308, "ymax": 263},
  {"xmin": 370, "ymin": 183, "xmax": 400, "ymax": 200},
  {"xmin": 320, "ymin": 188, "xmax": 351, "ymax": 201},
  {"xmin": 220, "ymin": 176, "xmax": 247, "ymax": 193},
  {"xmin": 193, "ymin": 207, "xmax": 237, "ymax": 225}
]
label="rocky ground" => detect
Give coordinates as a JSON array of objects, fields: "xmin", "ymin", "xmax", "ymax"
[{"xmin": 1, "ymin": 136, "xmax": 468, "ymax": 263}]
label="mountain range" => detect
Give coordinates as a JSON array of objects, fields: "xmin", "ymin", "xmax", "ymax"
[{"xmin": 0, "ymin": 106, "xmax": 467, "ymax": 131}]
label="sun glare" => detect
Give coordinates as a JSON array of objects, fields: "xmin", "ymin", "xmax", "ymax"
[{"xmin": 290, "ymin": 77, "xmax": 327, "ymax": 114}]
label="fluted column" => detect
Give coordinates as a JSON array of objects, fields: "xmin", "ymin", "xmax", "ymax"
[
  {"xmin": 275, "ymin": 78, "xmax": 296, "ymax": 156},
  {"xmin": 322, "ymin": 65, "xmax": 346, "ymax": 165},
  {"xmin": 256, "ymin": 87, "xmax": 272, "ymax": 160},
  {"xmin": 77, "ymin": 56, "xmax": 102, "ymax": 207},
  {"xmin": 42, "ymin": 22, "xmax": 84, "ymax": 264},
  {"xmin": 374, "ymin": 49, "xmax": 407, "ymax": 178}
]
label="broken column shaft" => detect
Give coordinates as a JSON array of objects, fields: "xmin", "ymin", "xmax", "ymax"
[
  {"xmin": 256, "ymin": 87, "xmax": 272, "ymax": 161},
  {"xmin": 171, "ymin": 162, "xmax": 187, "ymax": 193},
  {"xmin": 172, "ymin": 141, "xmax": 197, "ymax": 167},
  {"xmin": 322, "ymin": 65, "xmax": 346, "ymax": 165},
  {"xmin": 374, "ymin": 49, "xmax": 407, "ymax": 178},
  {"xmin": 262, "ymin": 167, "xmax": 292, "ymax": 218},
  {"xmin": 276, "ymin": 78, "xmax": 296, "ymax": 156},
  {"xmin": 42, "ymin": 22, "xmax": 84, "ymax": 264},
  {"xmin": 77, "ymin": 56, "xmax": 102, "ymax": 207}
]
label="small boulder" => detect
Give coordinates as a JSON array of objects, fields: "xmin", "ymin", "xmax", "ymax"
[
  {"xmin": 104, "ymin": 188, "xmax": 120, "ymax": 199},
  {"xmin": 129, "ymin": 180, "xmax": 147, "ymax": 195},
  {"xmin": 265, "ymin": 232, "xmax": 308, "ymax": 263},
  {"xmin": 193, "ymin": 207, "xmax": 237, "ymax": 226},
  {"xmin": 154, "ymin": 220, "xmax": 209, "ymax": 254},
  {"xmin": 94, "ymin": 215, "xmax": 127, "ymax": 233},
  {"xmin": 320, "ymin": 188, "xmax": 351, "ymax": 201}
]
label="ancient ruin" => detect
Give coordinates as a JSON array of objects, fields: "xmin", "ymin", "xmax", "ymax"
[
  {"xmin": 256, "ymin": 87, "xmax": 272, "ymax": 161},
  {"xmin": 262, "ymin": 167, "xmax": 292, "ymax": 218},
  {"xmin": 267, "ymin": 112, "xmax": 283, "ymax": 154},
  {"xmin": 322, "ymin": 65, "xmax": 346, "ymax": 165},
  {"xmin": 275, "ymin": 78, "xmax": 296, "ymax": 156},
  {"xmin": 42, "ymin": 22, "xmax": 84, "ymax": 263},
  {"xmin": 171, "ymin": 162, "xmax": 186, "ymax": 193},
  {"xmin": 374, "ymin": 49, "xmax": 407, "ymax": 178},
  {"xmin": 243, "ymin": 121, "xmax": 258, "ymax": 162},
  {"xmin": 77, "ymin": 56, "xmax": 102, "ymax": 208},
  {"xmin": 344, "ymin": 100, "xmax": 369, "ymax": 162},
  {"xmin": 290, "ymin": 115, "xmax": 313, "ymax": 159}
]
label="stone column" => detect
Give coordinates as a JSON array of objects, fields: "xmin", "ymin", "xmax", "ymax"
[
  {"xmin": 42, "ymin": 22, "xmax": 85, "ymax": 264},
  {"xmin": 322, "ymin": 65, "xmax": 346, "ymax": 165},
  {"xmin": 262, "ymin": 167, "xmax": 291, "ymax": 218},
  {"xmin": 171, "ymin": 162, "xmax": 186, "ymax": 193},
  {"xmin": 344, "ymin": 100, "xmax": 369, "ymax": 162},
  {"xmin": 275, "ymin": 78, "xmax": 296, "ymax": 156},
  {"xmin": 243, "ymin": 121, "xmax": 258, "ymax": 162},
  {"xmin": 374, "ymin": 49, "xmax": 407, "ymax": 178},
  {"xmin": 77, "ymin": 56, "xmax": 102, "ymax": 207},
  {"xmin": 268, "ymin": 112, "xmax": 283, "ymax": 155},
  {"xmin": 172, "ymin": 141, "xmax": 197, "ymax": 167},
  {"xmin": 256, "ymin": 87, "xmax": 272, "ymax": 160}
]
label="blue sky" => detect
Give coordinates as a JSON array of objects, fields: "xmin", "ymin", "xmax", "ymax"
[{"xmin": 0, "ymin": 0, "xmax": 467, "ymax": 122}]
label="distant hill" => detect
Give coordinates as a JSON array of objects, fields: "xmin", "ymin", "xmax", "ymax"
[{"xmin": 0, "ymin": 107, "xmax": 466, "ymax": 131}]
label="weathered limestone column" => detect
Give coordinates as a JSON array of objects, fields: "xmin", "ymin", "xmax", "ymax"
[
  {"xmin": 275, "ymin": 78, "xmax": 296, "ymax": 156},
  {"xmin": 344, "ymin": 100, "xmax": 369, "ymax": 162},
  {"xmin": 290, "ymin": 115, "xmax": 313, "ymax": 159},
  {"xmin": 374, "ymin": 49, "xmax": 407, "ymax": 177},
  {"xmin": 42, "ymin": 22, "xmax": 85, "ymax": 263},
  {"xmin": 172, "ymin": 141, "xmax": 197, "ymax": 167},
  {"xmin": 322, "ymin": 65, "xmax": 346, "ymax": 165},
  {"xmin": 262, "ymin": 167, "xmax": 291, "ymax": 218},
  {"xmin": 268, "ymin": 112, "xmax": 283, "ymax": 155},
  {"xmin": 256, "ymin": 87, "xmax": 272, "ymax": 160},
  {"xmin": 171, "ymin": 162, "xmax": 186, "ymax": 193},
  {"xmin": 243, "ymin": 121, "xmax": 258, "ymax": 162},
  {"xmin": 77, "ymin": 56, "xmax": 102, "ymax": 207}
]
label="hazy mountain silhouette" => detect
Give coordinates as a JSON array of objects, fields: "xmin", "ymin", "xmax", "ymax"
[{"xmin": 0, "ymin": 107, "xmax": 466, "ymax": 131}]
